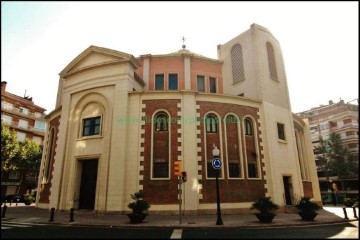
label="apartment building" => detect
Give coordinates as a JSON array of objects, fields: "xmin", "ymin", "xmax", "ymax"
[
  {"xmin": 1, "ymin": 81, "xmax": 47, "ymax": 199},
  {"xmin": 297, "ymin": 99, "xmax": 359, "ymax": 203}
]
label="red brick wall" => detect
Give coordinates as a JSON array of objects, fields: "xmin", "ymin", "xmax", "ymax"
[
  {"xmin": 141, "ymin": 100, "xmax": 180, "ymax": 204},
  {"xmin": 39, "ymin": 116, "xmax": 60, "ymax": 204},
  {"xmin": 197, "ymin": 101, "xmax": 266, "ymax": 203},
  {"xmin": 191, "ymin": 58, "xmax": 223, "ymax": 93},
  {"xmin": 135, "ymin": 55, "xmax": 223, "ymax": 93},
  {"xmin": 148, "ymin": 57, "xmax": 184, "ymax": 91}
]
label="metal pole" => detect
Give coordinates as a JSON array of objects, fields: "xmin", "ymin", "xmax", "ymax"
[
  {"xmin": 69, "ymin": 208, "xmax": 75, "ymax": 222},
  {"xmin": 353, "ymin": 206, "xmax": 358, "ymax": 219},
  {"xmin": 1, "ymin": 205, "xmax": 7, "ymax": 218},
  {"xmin": 178, "ymin": 177, "xmax": 182, "ymax": 225},
  {"xmin": 215, "ymin": 169, "xmax": 223, "ymax": 225},
  {"xmin": 342, "ymin": 207, "xmax": 349, "ymax": 220},
  {"xmin": 49, "ymin": 207, "xmax": 55, "ymax": 222}
]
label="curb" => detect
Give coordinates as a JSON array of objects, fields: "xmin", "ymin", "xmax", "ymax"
[{"xmin": 14, "ymin": 218, "xmax": 355, "ymax": 229}]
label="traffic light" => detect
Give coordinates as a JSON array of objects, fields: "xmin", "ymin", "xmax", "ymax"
[
  {"xmin": 174, "ymin": 161, "xmax": 182, "ymax": 176},
  {"xmin": 181, "ymin": 171, "xmax": 187, "ymax": 182}
]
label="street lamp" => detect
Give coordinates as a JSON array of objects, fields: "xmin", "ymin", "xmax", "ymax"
[{"xmin": 212, "ymin": 145, "xmax": 223, "ymax": 225}]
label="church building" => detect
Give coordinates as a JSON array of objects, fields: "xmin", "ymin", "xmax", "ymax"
[{"xmin": 36, "ymin": 24, "xmax": 321, "ymax": 214}]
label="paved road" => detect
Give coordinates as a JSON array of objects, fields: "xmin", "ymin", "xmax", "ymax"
[{"xmin": 2, "ymin": 221, "xmax": 358, "ymax": 239}]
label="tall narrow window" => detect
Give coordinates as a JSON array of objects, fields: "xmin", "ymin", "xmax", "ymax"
[
  {"xmin": 244, "ymin": 119, "xmax": 253, "ymax": 135},
  {"xmin": 44, "ymin": 128, "xmax": 55, "ymax": 182},
  {"xmin": 277, "ymin": 123, "xmax": 286, "ymax": 140},
  {"xmin": 154, "ymin": 113, "xmax": 168, "ymax": 131},
  {"xmin": 168, "ymin": 74, "xmax": 178, "ymax": 90},
  {"xmin": 205, "ymin": 114, "xmax": 220, "ymax": 178},
  {"xmin": 152, "ymin": 112, "xmax": 170, "ymax": 178},
  {"xmin": 155, "ymin": 74, "xmax": 164, "ymax": 90},
  {"xmin": 244, "ymin": 117, "xmax": 259, "ymax": 178},
  {"xmin": 231, "ymin": 44, "xmax": 245, "ymax": 83},
  {"xmin": 266, "ymin": 42, "xmax": 278, "ymax": 81},
  {"xmin": 205, "ymin": 115, "xmax": 218, "ymax": 133},
  {"xmin": 225, "ymin": 115, "xmax": 242, "ymax": 178},
  {"xmin": 82, "ymin": 117, "xmax": 101, "ymax": 136},
  {"xmin": 197, "ymin": 75, "xmax": 205, "ymax": 92},
  {"xmin": 209, "ymin": 77, "xmax": 217, "ymax": 93}
]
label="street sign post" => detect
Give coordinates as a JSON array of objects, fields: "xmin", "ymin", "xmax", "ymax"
[{"xmin": 212, "ymin": 158, "xmax": 222, "ymax": 169}]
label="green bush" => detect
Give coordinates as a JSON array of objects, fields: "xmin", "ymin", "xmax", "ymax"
[
  {"xmin": 295, "ymin": 196, "xmax": 320, "ymax": 213},
  {"xmin": 127, "ymin": 192, "xmax": 150, "ymax": 214},
  {"xmin": 250, "ymin": 196, "xmax": 279, "ymax": 214}
]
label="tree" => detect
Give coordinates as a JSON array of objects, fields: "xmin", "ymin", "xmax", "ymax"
[
  {"xmin": 1, "ymin": 125, "xmax": 20, "ymax": 171},
  {"xmin": 15, "ymin": 138, "xmax": 42, "ymax": 171},
  {"xmin": 315, "ymin": 132, "xmax": 355, "ymax": 198},
  {"xmin": 1, "ymin": 124, "xmax": 42, "ymax": 195}
]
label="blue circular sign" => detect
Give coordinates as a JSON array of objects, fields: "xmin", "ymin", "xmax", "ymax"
[{"xmin": 212, "ymin": 158, "xmax": 222, "ymax": 169}]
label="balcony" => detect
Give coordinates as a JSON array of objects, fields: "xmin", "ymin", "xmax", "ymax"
[
  {"xmin": 1, "ymin": 105, "xmax": 46, "ymax": 120},
  {"xmin": 330, "ymin": 122, "xmax": 359, "ymax": 131},
  {"xmin": 1, "ymin": 119, "xmax": 46, "ymax": 135}
]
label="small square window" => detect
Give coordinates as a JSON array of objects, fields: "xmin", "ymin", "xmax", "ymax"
[
  {"xmin": 277, "ymin": 123, "xmax": 285, "ymax": 140},
  {"xmin": 197, "ymin": 76, "xmax": 205, "ymax": 92},
  {"xmin": 168, "ymin": 74, "xmax": 178, "ymax": 90},
  {"xmin": 155, "ymin": 74, "xmax": 164, "ymax": 90},
  {"xmin": 209, "ymin": 77, "xmax": 216, "ymax": 93},
  {"xmin": 82, "ymin": 117, "xmax": 101, "ymax": 136}
]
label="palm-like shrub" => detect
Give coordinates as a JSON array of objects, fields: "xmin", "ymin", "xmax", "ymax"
[
  {"xmin": 251, "ymin": 196, "xmax": 279, "ymax": 214},
  {"xmin": 295, "ymin": 196, "xmax": 320, "ymax": 213},
  {"xmin": 127, "ymin": 192, "xmax": 150, "ymax": 214}
]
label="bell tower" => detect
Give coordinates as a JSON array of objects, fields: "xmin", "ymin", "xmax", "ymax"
[
  {"xmin": 218, "ymin": 24, "xmax": 305, "ymax": 204},
  {"xmin": 218, "ymin": 23, "xmax": 292, "ymax": 111}
]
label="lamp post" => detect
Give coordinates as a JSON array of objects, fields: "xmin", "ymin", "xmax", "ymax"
[{"xmin": 212, "ymin": 145, "xmax": 223, "ymax": 225}]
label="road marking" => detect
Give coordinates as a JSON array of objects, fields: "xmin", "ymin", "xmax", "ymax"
[
  {"xmin": 1, "ymin": 223, "xmax": 31, "ymax": 228},
  {"xmin": 170, "ymin": 229, "xmax": 182, "ymax": 239},
  {"xmin": 1, "ymin": 222, "xmax": 46, "ymax": 230}
]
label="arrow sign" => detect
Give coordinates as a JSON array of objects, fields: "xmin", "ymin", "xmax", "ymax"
[{"xmin": 212, "ymin": 158, "xmax": 222, "ymax": 170}]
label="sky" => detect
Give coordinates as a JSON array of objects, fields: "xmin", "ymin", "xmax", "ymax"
[{"xmin": 2, "ymin": 1, "xmax": 359, "ymax": 114}]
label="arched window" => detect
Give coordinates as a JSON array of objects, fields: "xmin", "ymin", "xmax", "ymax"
[
  {"xmin": 225, "ymin": 114, "xmax": 242, "ymax": 178},
  {"xmin": 152, "ymin": 112, "xmax": 170, "ymax": 178},
  {"xmin": 44, "ymin": 128, "xmax": 55, "ymax": 182},
  {"xmin": 231, "ymin": 44, "xmax": 245, "ymax": 83},
  {"xmin": 244, "ymin": 118, "xmax": 253, "ymax": 135},
  {"xmin": 154, "ymin": 113, "xmax": 168, "ymax": 131},
  {"xmin": 205, "ymin": 115, "xmax": 218, "ymax": 133},
  {"xmin": 243, "ymin": 117, "xmax": 259, "ymax": 178},
  {"xmin": 266, "ymin": 42, "xmax": 278, "ymax": 81}
]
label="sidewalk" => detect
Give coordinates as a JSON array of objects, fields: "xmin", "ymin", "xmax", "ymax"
[{"xmin": 1, "ymin": 204, "xmax": 359, "ymax": 228}]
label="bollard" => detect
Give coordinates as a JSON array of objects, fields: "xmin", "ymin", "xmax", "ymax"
[
  {"xmin": 342, "ymin": 207, "xmax": 349, "ymax": 220},
  {"xmin": 1, "ymin": 205, "xmax": 8, "ymax": 218},
  {"xmin": 353, "ymin": 206, "xmax": 358, "ymax": 219},
  {"xmin": 49, "ymin": 207, "xmax": 55, "ymax": 222},
  {"xmin": 69, "ymin": 208, "xmax": 75, "ymax": 222}
]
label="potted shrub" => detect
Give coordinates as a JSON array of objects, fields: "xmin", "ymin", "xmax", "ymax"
[
  {"xmin": 250, "ymin": 196, "xmax": 279, "ymax": 223},
  {"xmin": 295, "ymin": 196, "xmax": 320, "ymax": 221},
  {"xmin": 24, "ymin": 194, "xmax": 35, "ymax": 206},
  {"xmin": 127, "ymin": 192, "xmax": 150, "ymax": 224}
]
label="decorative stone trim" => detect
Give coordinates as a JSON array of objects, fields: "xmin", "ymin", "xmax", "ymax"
[
  {"xmin": 138, "ymin": 103, "xmax": 146, "ymax": 191},
  {"xmin": 196, "ymin": 104, "xmax": 203, "ymax": 200}
]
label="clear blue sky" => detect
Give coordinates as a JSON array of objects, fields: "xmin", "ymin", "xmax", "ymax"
[{"xmin": 2, "ymin": 1, "xmax": 358, "ymax": 113}]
